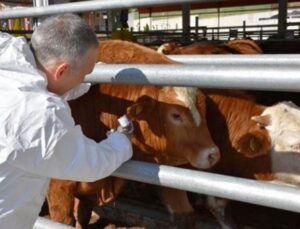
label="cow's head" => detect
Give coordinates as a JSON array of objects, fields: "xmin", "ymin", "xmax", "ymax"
[
  {"xmin": 126, "ymin": 86, "xmax": 220, "ymax": 170},
  {"xmin": 157, "ymin": 42, "xmax": 179, "ymax": 55},
  {"xmin": 250, "ymin": 101, "xmax": 300, "ymax": 177},
  {"xmin": 251, "ymin": 101, "xmax": 300, "ymax": 154}
]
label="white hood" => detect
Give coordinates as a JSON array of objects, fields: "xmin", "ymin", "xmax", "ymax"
[
  {"xmin": 0, "ymin": 32, "xmax": 132, "ymax": 229},
  {"xmin": 0, "ymin": 32, "xmax": 90, "ymax": 101}
]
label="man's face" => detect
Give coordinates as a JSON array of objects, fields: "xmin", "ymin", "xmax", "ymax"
[
  {"xmin": 44, "ymin": 47, "xmax": 98, "ymax": 95},
  {"xmin": 61, "ymin": 48, "xmax": 98, "ymax": 94}
]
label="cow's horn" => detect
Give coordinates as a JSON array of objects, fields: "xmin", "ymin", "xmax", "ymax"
[{"xmin": 251, "ymin": 115, "xmax": 271, "ymax": 126}]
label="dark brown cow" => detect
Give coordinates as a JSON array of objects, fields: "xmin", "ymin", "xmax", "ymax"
[
  {"xmin": 47, "ymin": 40, "xmax": 220, "ymax": 228},
  {"xmin": 158, "ymin": 38, "xmax": 262, "ymax": 55},
  {"xmin": 227, "ymin": 39, "xmax": 263, "ymax": 54}
]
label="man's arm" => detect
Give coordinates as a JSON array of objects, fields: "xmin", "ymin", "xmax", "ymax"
[{"xmin": 7, "ymin": 102, "xmax": 133, "ymax": 182}]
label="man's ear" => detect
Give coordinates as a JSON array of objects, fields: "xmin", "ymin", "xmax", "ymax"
[
  {"xmin": 234, "ymin": 130, "xmax": 271, "ymax": 158},
  {"xmin": 127, "ymin": 95, "xmax": 156, "ymax": 120},
  {"xmin": 53, "ymin": 62, "xmax": 70, "ymax": 81}
]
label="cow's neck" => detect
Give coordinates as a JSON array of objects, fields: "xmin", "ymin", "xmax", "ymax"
[
  {"xmin": 206, "ymin": 93, "xmax": 265, "ymax": 147},
  {"xmin": 206, "ymin": 93, "xmax": 272, "ymax": 178}
]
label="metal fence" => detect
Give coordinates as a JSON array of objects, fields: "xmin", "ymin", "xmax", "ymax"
[
  {"xmin": 112, "ymin": 161, "xmax": 300, "ymax": 213},
  {"xmin": 191, "ymin": 22, "xmax": 300, "ymax": 41},
  {"xmin": 2, "ymin": 22, "xmax": 299, "ymax": 44},
  {"xmin": 2, "ymin": 0, "xmax": 300, "ymax": 228},
  {"xmin": 127, "ymin": 22, "xmax": 300, "ymax": 44},
  {"xmin": 33, "ymin": 217, "xmax": 74, "ymax": 229},
  {"xmin": 87, "ymin": 60, "xmax": 300, "ymax": 92},
  {"xmin": 0, "ymin": 0, "xmax": 223, "ymax": 19}
]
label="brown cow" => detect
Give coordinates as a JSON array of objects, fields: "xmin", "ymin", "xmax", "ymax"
[
  {"xmin": 157, "ymin": 42, "xmax": 234, "ymax": 55},
  {"xmin": 196, "ymin": 91, "xmax": 300, "ymax": 228},
  {"xmin": 97, "ymin": 40, "xmax": 268, "ymax": 228},
  {"xmin": 47, "ymin": 40, "xmax": 220, "ymax": 228},
  {"xmin": 97, "ymin": 40, "xmax": 298, "ymax": 229},
  {"xmin": 227, "ymin": 38, "xmax": 263, "ymax": 54},
  {"xmin": 99, "ymin": 39, "xmax": 177, "ymax": 64},
  {"xmin": 157, "ymin": 38, "xmax": 262, "ymax": 55}
]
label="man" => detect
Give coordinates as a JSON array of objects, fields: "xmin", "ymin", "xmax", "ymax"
[{"xmin": 0, "ymin": 14, "xmax": 133, "ymax": 228}]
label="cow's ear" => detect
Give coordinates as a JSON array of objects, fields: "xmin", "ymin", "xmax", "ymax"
[
  {"xmin": 234, "ymin": 130, "xmax": 271, "ymax": 158},
  {"xmin": 251, "ymin": 114, "xmax": 271, "ymax": 127},
  {"xmin": 127, "ymin": 95, "xmax": 156, "ymax": 120}
]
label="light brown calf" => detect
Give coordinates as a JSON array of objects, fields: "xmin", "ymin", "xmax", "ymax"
[{"xmin": 197, "ymin": 91, "xmax": 300, "ymax": 228}]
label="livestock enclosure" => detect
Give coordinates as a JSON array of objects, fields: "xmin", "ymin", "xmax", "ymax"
[{"xmin": 2, "ymin": 0, "xmax": 300, "ymax": 228}]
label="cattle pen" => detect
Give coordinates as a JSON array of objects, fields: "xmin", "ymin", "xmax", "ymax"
[{"xmin": 2, "ymin": 0, "xmax": 300, "ymax": 228}]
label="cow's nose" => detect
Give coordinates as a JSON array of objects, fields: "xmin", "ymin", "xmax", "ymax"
[
  {"xmin": 208, "ymin": 147, "xmax": 221, "ymax": 167},
  {"xmin": 191, "ymin": 146, "xmax": 221, "ymax": 170}
]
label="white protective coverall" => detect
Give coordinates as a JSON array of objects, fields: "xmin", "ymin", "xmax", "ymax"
[{"xmin": 0, "ymin": 32, "xmax": 133, "ymax": 228}]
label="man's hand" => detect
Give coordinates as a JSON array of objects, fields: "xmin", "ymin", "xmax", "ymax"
[
  {"xmin": 117, "ymin": 115, "xmax": 134, "ymax": 134},
  {"xmin": 116, "ymin": 125, "xmax": 133, "ymax": 139},
  {"xmin": 117, "ymin": 114, "xmax": 134, "ymax": 139},
  {"xmin": 106, "ymin": 115, "xmax": 134, "ymax": 140}
]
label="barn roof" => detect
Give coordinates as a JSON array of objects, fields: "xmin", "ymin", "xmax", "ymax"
[{"xmin": 138, "ymin": 0, "xmax": 299, "ymax": 13}]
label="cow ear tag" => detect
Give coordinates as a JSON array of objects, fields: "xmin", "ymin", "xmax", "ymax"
[
  {"xmin": 127, "ymin": 103, "xmax": 145, "ymax": 120},
  {"xmin": 250, "ymin": 138, "xmax": 258, "ymax": 152},
  {"xmin": 127, "ymin": 103, "xmax": 149, "ymax": 120},
  {"xmin": 235, "ymin": 130, "xmax": 271, "ymax": 158},
  {"xmin": 127, "ymin": 95, "xmax": 156, "ymax": 120},
  {"xmin": 135, "ymin": 104, "xmax": 143, "ymax": 116}
]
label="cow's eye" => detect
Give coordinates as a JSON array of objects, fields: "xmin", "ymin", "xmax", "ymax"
[{"xmin": 171, "ymin": 113, "xmax": 183, "ymax": 122}]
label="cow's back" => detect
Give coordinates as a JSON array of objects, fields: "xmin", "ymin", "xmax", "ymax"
[
  {"xmin": 158, "ymin": 39, "xmax": 262, "ymax": 55},
  {"xmin": 98, "ymin": 40, "xmax": 177, "ymax": 64},
  {"xmin": 227, "ymin": 39, "xmax": 263, "ymax": 54}
]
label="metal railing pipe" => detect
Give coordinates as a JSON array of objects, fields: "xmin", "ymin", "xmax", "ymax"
[
  {"xmin": 113, "ymin": 160, "xmax": 300, "ymax": 213},
  {"xmin": 33, "ymin": 217, "xmax": 74, "ymax": 229},
  {"xmin": 167, "ymin": 54, "xmax": 300, "ymax": 65},
  {"xmin": 85, "ymin": 63, "xmax": 300, "ymax": 92},
  {"xmin": 0, "ymin": 0, "xmax": 226, "ymax": 19}
]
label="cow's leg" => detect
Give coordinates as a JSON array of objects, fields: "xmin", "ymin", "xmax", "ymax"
[
  {"xmin": 47, "ymin": 179, "xmax": 77, "ymax": 226},
  {"xmin": 74, "ymin": 196, "xmax": 97, "ymax": 229},
  {"xmin": 206, "ymin": 196, "xmax": 237, "ymax": 229},
  {"xmin": 161, "ymin": 187, "xmax": 196, "ymax": 228},
  {"xmin": 97, "ymin": 177, "xmax": 126, "ymax": 206}
]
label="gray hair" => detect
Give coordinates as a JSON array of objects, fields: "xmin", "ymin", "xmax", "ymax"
[{"xmin": 31, "ymin": 13, "xmax": 99, "ymax": 70}]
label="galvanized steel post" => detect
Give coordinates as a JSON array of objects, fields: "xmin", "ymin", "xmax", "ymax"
[{"xmin": 113, "ymin": 160, "xmax": 300, "ymax": 213}]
